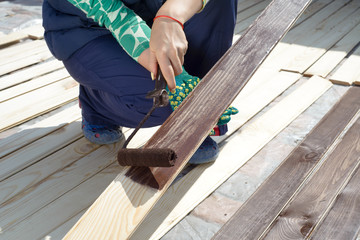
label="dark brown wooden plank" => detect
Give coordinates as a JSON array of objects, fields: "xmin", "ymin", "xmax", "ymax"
[
  {"xmin": 310, "ymin": 162, "xmax": 360, "ymax": 240},
  {"xmin": 263, "ymin": 111, "xmax": 360, "ymax": 239},
  {"xmin": 138, "ymin": 0, "xmax": 313, "ymax": 189},
  {"xmin": 212, "ymin": 86, "xmax": 360, "ymax": 240}
]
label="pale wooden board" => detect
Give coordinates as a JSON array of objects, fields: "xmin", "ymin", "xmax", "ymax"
[
  {"xmin": 0, "ymin": 50, "xmax": 53, "ymax": 76},
  {"xmin": 237, "ymin": 0, "xmax": 265, "ymax": 11},
  {"xmin": 329, "ymin": 46, "xmax": 360, "ymax": 85},
  {"xmin": 0, "ymin": 68, "xmax": 70, "ymax": 102},
  {"xmin": 0, "ymin": 31, "xmax": 27, "ymax": 47},
  {"xmin": 0, "ymin": 124, "xmax": 158, "ymax": 238},
  {"xmin": 0, "ymin": 136, "xmax": 97, "ymax": 204},
  {"xmin": 0, "ymin": 119, "xmax": 83, "ymax": 182},
  {"xmin": 0, "ymin": 77, "xmax": 78, "ymax": 132},
  {"xmin": 0, "ymin": 104, "xmax": 80, "ymax": 158},
  {"xmin": 236, "ymin": 0, "xmax": 270, "ymax": 24},
  {"xmin": 44, "ymin": 210, "xmax": 86, "ymax": 240},
  {"xmin": 21, "ymin": 25, "xmax": 44, "ymax": 39},
  {"xmin": 1, "ymin": 163, "xmax": 122, "ymax": 240},
  {"xmin": 305, "ymin": 23, "xmax": 360, "ymax": 77},
  {"xmin": 263, "ymin": 112, "xmax": 360, "ymax": 239},
  {"xmin": 43, "ymin": 70, "xmax": 299, "ymax": 239},
  {"xmin": 0, "ymin": 140, "xmax": 120, "ymax": 235},
  {"xmin": 261, "ymin": 0, "xmax": 352, "ymax": 70},
  {"xmin": 281, "ymin": 6, "xmax": 360, "ymax": 74},
  {"xmin": 0, "ymin": 59, "xmax": 64, "ymax": 90},
  {"xmin": 131, "ymin": 76, "xmax": 332, "ymax": 240},
  {"xmin": 0, "ymin": 40, "xmax": 47, "ymax": 63}
]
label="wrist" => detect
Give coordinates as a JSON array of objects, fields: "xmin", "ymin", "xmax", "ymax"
[{"xmin": 156, "ymin": 0, "xmax": 203, "ymax": 24}]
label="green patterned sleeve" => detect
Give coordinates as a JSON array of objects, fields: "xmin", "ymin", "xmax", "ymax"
[{"xmin": 67, "ymin": 0, "xmax": 151, "ymax": 61}]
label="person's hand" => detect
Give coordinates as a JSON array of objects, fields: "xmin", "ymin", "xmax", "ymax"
[{"xmin": 148, "ymin": 16, "xmax": 188, "ymax": 91}]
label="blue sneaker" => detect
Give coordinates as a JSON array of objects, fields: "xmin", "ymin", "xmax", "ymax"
[
  {"xmin": 82, "ymin": 118, "xmax": 124, "ymax": 145},
  {"xmin": 188, "ymin": 136, "xmax": 219, "ymax": 164}
]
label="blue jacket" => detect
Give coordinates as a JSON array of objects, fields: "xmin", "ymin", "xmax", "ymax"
[{"xmin": 43, "ymin": 0, "xmax": 163, "ymax": 60}]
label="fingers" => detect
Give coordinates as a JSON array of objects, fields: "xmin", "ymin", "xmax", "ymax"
[{"xmin": 157, "ymin": 52, "xmax": 176, "ymax": 91}]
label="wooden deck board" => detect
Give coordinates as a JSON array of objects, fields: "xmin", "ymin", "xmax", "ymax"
[
  {"xmin": 212, "ymin": 86, "xmax": 360, "ymax": 240},
  {"xmin": 1, "ymin": 1, "xmax": 360, "ymax": 239}
]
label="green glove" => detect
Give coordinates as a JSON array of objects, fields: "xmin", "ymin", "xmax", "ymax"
[{"xmin": 167, "ymin": 69, "xmax": 238, "ymax": 126}]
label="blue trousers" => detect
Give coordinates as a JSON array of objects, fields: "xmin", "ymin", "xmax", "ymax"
[{"xmin": 63, "ymin": 0, "xmax": 238, "ymax": 128}]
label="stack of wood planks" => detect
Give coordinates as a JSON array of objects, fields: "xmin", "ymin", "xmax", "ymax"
[{"xmin": 0, "ymin": 0, "xmax": 359, "ymax": 239}]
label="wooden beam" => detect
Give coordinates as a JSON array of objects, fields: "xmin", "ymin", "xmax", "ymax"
[
  {"xmin": 212, "ymin": 86, "xmax": 360, "ymax": 240},
  {"xmin": 64, "ymin": 1, "xmax": 313, "ymax": 238},
  {"xmin": 309, "ymin": 160, "xmax": 360, "ymax": 239},
  {"xmin": 329, "ymin": 45, "xmax": 360, "ymax": 85}
]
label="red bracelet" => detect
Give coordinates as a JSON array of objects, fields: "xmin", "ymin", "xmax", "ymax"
[{"xmin": 153, "ymin": 15, "xmax": 184, "ymax": 29}]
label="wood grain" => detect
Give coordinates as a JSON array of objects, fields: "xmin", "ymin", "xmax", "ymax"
[
  {"xmin": 309, "ymin": 159, "xmax": 360, "ymax": 240},
  {"xmin": 263, "ymin": 112, "xmax": 360, "ymax": 239},
  {"xmin": 131, "ymin": 76, "xmax": 331, "ymax": 240},
  {"xmin": 0, "ymin": 68, "xmax": 69, "ymax": 102},
  {"xmin": 281, "ymin": 3, "xmax": 360, "ymax": 73},
  {"xmin": 0, "ymin": 104, "xmax": 80, "ymax": 158},
  {"xmin": 64, "ymin": 1, "xmax": 313, "ymax": 238},
  {"xmin": 0, "ymin": 77, "xmax": 78, "ymax": 132},
  {"xmin": 330, "ymin": 45, "xmax": 360, "ymax": 85},
  {"xmin": 0, "ymin": 59, "xmax": 64, "ymax": 90},
  {"xmin": 212, "ymin": 86, "xmax": 360, "ymax": 240},
  {"xmin": 305, "ymin": 23, "xmax": 360, "ymax": 77}
]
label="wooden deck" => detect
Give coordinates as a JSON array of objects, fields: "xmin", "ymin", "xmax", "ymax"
[{"xmin": 0, "ymin": 0, "xmax": 359, "ymax": 239}]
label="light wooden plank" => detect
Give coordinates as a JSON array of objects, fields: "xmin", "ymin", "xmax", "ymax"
[
  {"xmin": 263, "ymin": 113, "xmax": 360, "ymax": 239},
  {"xmin": 0, "ymin": 123, "xmax": 155, "ymax": 238},
  {"xmin": 64, "ymin": 1, "xmax": 313, "ymax": 238},
  {"xmin": 0, "ymin": 77, "xmax": 78, "ymax": 132},
  {"xmin": 21, "ymin": 25, "xmax": 44, "ymax": 39},
  {"xmin": 262, "ymin": 0, "xmax": 352, "ymax": 70},
  {"xmin": 0, "ymin": 59, "xmax": 64, "ymax": 90},
  {"xmin": 329, "ymin": 46, "xmax": 360, "ymax": 85},
  {"xmin": 0, "ymin": 163, "xmax": 122, "ymax": 240},
  {"xmin": 212, "ymin": 86, "xmax": 360, "ymax": 240},
  {"xmin": 282, "ymin": 7, "xmax": 360, "ymax": 74},
  {"xmin": 0, "ymin": 31, "xmax": 27, "ymax": 47},
  {"xmin": 0, "ymin": 40, "xmax": 47, "ymax": 62},
  {"xmin": 236, "ymin": 0, "xmax": 270, "ymax": 23},
  {"xmin": 43, "ymin": 210, "xmax": 85, "ymax": 240},
  {"xmin": 0, "ymin": 119, "xmax": 82, "ymax": 182},
  {"xmin": 0, "ymin": 104, "xmax": 80, "ymax": 158},
  {"xmin": 0, "ymin": 68, "xmax": 70, "ymax": 102},
  {"xmin": 0, "ymin": 140, "xmax": 121, "ymax": 235},
  {"xmin": 310, "ymin": 162, "xmax": 360, "ymax": 240},
  {"xmin": 305, "ymin": 23, "xmax": 360, "ymax": 77},
  {"xmin": 0, "ymin": 50, "xmax": 53, "ymax": 76},
  {"xmin": 237, "ymin": 0, "xmax": 265, "ymax": 12}
]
